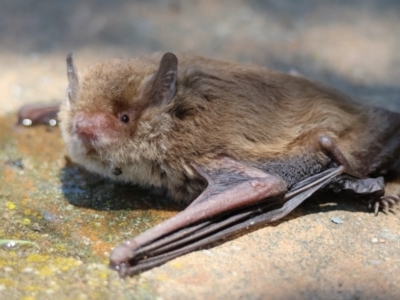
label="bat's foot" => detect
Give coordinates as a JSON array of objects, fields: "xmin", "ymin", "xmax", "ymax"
[{"xmin": 368, "ymin": 194, "xmax": 399, "ymax": 215}]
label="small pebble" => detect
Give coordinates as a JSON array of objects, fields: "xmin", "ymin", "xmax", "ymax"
[
  {"xmin": 6, "ymin": 158, "xmax": 24, "ymax": 169},
  {"xmin": 369, "ymin": 259, "xmax": 382, "ymax": 265},
  {"xmin": 32, "ymin": 223, "xmax": 41, "ymax": 232},
  {"xmin": 371, "ymin": 238, "xmax": 378, "ymax": 243},
  {"xmin": 23, "ymin": 267, "xmax": 34, "ymax": 273},
  {"xmin": 42, "ymin": 211, "xmax": 59, "ymax": 222},
  {"xmin": 331, "ymin": 217, "xmax": 343, "ymax": 224}
]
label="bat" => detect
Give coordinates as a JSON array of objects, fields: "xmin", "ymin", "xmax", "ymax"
[{"xmin": 35, "ymin": 52, "xmax": 400, "ymax": 277}]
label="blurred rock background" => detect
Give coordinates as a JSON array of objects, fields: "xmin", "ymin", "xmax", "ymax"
[{"xmin": 1, "ymin": 0, "xmax": 399, "ymax": 114}]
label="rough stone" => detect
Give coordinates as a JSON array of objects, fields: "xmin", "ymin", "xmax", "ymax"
[{"xmin": 0, "ymin": 1, "xmax": 399, "ymax": 299}]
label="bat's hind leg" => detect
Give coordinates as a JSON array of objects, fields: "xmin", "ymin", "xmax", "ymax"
[
  {"xmin": 318, "ymin": 135, "xmax": 400, "ymax": 214},
  {"xmin": 369, "ymin": 194, "xmax": 400, "ymax": 215},
  {"xmin": 318, "ymin": 135, "xmax": 353, "ymax": 173},
  {"xmin": 332, "ymin": 176, "xmax": 400, "ymax": 215}
]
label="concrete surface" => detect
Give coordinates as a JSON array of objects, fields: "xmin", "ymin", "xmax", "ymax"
[{"xmin": 0, "ymin": 1, "xmax": 400, "ymax": 299}]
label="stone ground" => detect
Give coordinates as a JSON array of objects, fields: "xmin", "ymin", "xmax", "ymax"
[{"xmin": 0, "ymin": 0, "xmax": 400, "ymax": 299}]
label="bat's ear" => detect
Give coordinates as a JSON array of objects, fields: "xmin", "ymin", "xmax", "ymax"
[
  {"xmin": 66, "ymin": 53, "xmax": 79, "ymax": 108},
  {"xmin": 149, "ymin": 52, "xmax": 178, "ymax": 106}
]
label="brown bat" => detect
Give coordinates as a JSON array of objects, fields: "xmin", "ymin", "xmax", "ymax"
[{"xmin": 47, "ymin": 52, "xmax": 400, "ymax": 278}]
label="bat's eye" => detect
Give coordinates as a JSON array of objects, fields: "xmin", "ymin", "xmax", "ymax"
[{"xmin": 120, "ymin": 114, "xmax": 130, "ymax": 123}]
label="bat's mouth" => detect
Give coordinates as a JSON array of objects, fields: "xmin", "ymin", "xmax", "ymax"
[{"xmin": 109, "ymin": 162, "xmax": 345, "ymax": 278}]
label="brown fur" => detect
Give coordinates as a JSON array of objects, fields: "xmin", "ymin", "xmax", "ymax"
[{"xmin": 59, "ymin": 53, "xmax": 399, "ymax": 202}]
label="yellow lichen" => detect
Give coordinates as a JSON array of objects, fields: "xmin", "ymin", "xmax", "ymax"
[
  {"xmin": 6, "ymin": 201, "xmax": 16, "ymax": 210},
  {"xmin": 53, "ymin": 257, "xmax": 82, "ymax": 271},
  {"xmin": 25, "ymin": 232, "xmax": 40, "ymax": 241},
  {"xmin": 53, "ymin": 244, "xmax": 67, "ymax": 252},
  {"xmin": 170, "ymin": 261, "xmax": 183, "ymax": 269},
  {"xmin": 24, "ymin": 285, "xmax": 41, "ymax": 292},
  {"xmin": 22, "ymin": 218, "xmax": 31, "ymax": 225},
  {"xmin": 26, "ymin": 253, "xmax": 49, "ymax": 263},
  {"xmin": 92, "ymin": 269, "xmax": 109, "ymax": 280},
  {"xmin": 0, "ymin": 278, "xmax": 16, "ymax": 288},
  {"xmin": 7, "ymin": 251, "xmax": 17, "ymax": 258},
  {"xmin": 38, "ymin": 265, "xmax": 55, "ymax": 276}
]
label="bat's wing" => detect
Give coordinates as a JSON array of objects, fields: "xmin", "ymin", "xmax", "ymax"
[{"xmin": 110, "ymin": 157, "xmax": 345, "ymax": 277}]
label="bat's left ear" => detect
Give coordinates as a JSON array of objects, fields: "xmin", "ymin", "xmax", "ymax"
[
  {"xmin": 66, "ymin": 53, "xmax": 79, "ymax": 108},
  {"xmin": 149, "ymin": 52, "xmax": 178, "ymax": 106}
]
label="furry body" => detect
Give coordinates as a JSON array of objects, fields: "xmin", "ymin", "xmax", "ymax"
[{"xmin": 59, "ymin": 53, "xmax": 400, "ymax": 203}]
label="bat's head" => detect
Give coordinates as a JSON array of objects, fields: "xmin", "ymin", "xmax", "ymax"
[{"xmin": 58, "ymin": 53, "xmax": 178, "ymax": 184}]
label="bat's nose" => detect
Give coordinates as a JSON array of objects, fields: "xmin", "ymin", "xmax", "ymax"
[
  {"xmin": 73, "ymin": 111, "xmax": 120, "ymax": 146},
  {"xmin": 75, "ymin": 116, "xmax": 98, "ymax": 143},
  {"xmin": 74, "ymin": 112, "xmax": 109, "ymax": 143}
]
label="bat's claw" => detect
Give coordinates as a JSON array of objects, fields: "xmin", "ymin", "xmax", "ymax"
[{"xmin": 368, "ymin": 194, "xmax": 399, "ymax": 215}]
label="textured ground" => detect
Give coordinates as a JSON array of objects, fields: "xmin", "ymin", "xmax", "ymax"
[{"xmin": 1, "ymin": 1, "xmax": 400, "ymax": 299}]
